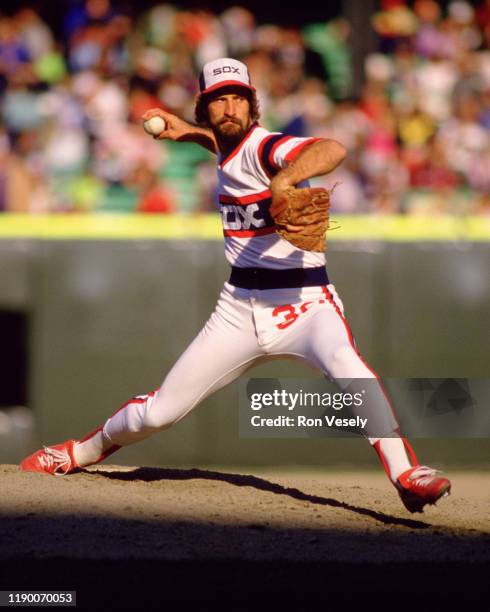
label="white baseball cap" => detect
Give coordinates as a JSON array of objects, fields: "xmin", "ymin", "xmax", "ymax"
[{"xmin": 198, "ymin": 58, "xmax": 255, "ymax": 95}]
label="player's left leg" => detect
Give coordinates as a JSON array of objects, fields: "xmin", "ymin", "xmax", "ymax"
[{"xmin": 269, "ymin": 284, "xmax": 451, "ymax": 512}]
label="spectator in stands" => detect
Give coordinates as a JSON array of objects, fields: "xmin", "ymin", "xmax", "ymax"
[{"xmin": 0, "ymin": 1, "xmax": 487, "ymax": 215}]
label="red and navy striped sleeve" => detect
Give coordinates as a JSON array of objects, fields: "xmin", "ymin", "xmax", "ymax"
[{"xmin": 257, "ymin": 134, "xmax": 322, "ymax": 177}]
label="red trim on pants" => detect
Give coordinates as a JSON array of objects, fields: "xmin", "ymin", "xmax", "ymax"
[{"xmin": 321, "ymin": 286, "xmax": 400, "ymax": 426}]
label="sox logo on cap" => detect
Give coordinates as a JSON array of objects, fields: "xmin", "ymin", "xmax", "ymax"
[{"xmin": 199, "ymin": 58, "xmax": 255, "ymax": 95}]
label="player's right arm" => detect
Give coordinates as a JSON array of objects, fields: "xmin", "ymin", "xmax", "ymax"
[{"xmin": 141, "ymin": 108, "xmax": 218, "ymax": 154}]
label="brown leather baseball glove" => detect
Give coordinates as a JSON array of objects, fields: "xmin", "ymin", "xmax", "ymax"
[{"xmin": 270, "ymin": 186, "xmax": 331, "ymax": 252}]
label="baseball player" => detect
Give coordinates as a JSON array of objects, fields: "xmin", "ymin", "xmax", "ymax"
[{"xmin": 21, "ymin": 58, "xmax": 451, "ymax": 513}]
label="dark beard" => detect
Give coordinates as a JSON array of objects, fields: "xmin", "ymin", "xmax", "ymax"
[{"xmin": 213, "ymin": 121, "xmax": 249, "ymax": 152}]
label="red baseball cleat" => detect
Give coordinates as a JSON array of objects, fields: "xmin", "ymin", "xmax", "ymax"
[
  {"xmin": 396, "ymin": 465, "xmax": 451, "ymax": 513},
  {"xmin": 20, "ymin": 440, "xmax": 79, "ymax": 476}
]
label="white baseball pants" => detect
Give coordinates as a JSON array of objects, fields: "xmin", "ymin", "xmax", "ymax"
[{"xmin": 100, "ymin": 282, "xmax": 398, "ymax": 449}]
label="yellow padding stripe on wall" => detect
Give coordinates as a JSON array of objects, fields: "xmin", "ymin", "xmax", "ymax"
[{"xmin": 0, "ymin": 214, "xmax": 488, "ymax": 241}]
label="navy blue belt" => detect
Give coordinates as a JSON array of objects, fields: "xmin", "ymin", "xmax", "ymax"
[{"xmin": 229, "ymin": 266, "xmax": 329, "ymax": 290}]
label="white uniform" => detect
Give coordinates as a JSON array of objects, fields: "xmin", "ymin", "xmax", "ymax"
[
  {"xmin": 22, "ymin": 57, "xmax": 449, "ymax": 511},
  {"xmin": 98, "ymin": 124, "xmax": 398, "ymax": 455}
]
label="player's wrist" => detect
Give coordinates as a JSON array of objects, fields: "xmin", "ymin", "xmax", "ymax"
[{"xmin": 270, "ymin": 173, "xmax": 294, "ymax": 194}]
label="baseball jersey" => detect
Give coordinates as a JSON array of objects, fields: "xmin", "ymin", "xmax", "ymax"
[{"xmin": 217, "ymin": 124, "xmax": 325, "ymax": 270}]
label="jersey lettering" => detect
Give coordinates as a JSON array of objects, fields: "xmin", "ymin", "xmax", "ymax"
[
  {"xmin": 220, "ymin": 197, "xmax": 275, "ymax": 237},
  {"xmin": 221, "ymin": 203, "xmax": 265, "ymax": 231}
]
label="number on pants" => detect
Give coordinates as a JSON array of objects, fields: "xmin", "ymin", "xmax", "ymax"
[
  {"xmin": 272, "ymin": 304, "xmax": 298, "ymax": 329},
  {"xmin": 272, "ymin": 301, "xmax": 314, "ymax": 330}
]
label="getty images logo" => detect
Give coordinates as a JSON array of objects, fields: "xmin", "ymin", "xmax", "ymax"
[{"xmin": 213, "ymin": 66, "xmax": 240, "ymax": 76}]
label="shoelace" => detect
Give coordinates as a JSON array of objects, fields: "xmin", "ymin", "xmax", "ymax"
[
  {"xmin": 407, "ymin": 465, "xmax": 440, "ymax": 487},
  {"xmin": 38, "ymin": 446, "xmax": 72, "ymax": 476}
]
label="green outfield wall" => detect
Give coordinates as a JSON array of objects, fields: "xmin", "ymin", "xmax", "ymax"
[{"xmin": 0, "ymin": 220, "xmax": 489, "ymax": 468}]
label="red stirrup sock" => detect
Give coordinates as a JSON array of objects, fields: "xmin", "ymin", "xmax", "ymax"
[
  {"xmin": 73, "ymin": 427, "xmax": 121, "ymax": 467},
  {"xmin": 374, "ymin": 434, "xmax": 418, "ymax": 483}
]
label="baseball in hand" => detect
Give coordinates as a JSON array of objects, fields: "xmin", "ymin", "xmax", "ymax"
[{"xmin": 143, "ymin": 116, "xmax": 166, "ymax": 136}]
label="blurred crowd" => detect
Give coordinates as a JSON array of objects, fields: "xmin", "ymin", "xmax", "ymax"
[{"xmin": 0, "ymin": 0, "xmax": 488, "ymax": 215}]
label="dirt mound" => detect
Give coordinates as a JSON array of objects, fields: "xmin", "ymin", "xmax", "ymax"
[{"xmin": 1, "ymin": 465, "xmax": 488, "ymax": 606}]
